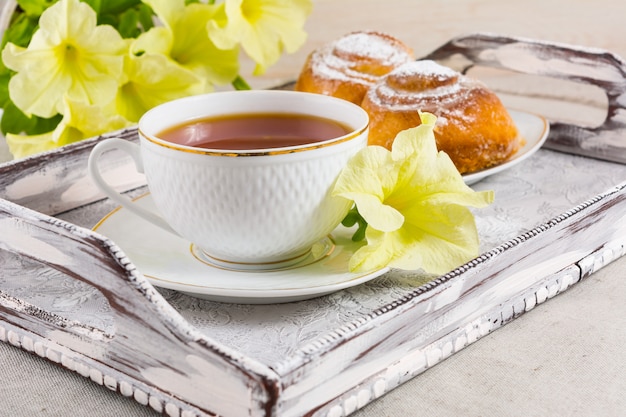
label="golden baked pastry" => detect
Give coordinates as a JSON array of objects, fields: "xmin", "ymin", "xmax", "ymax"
[
  {"xmin": 361, "ymin": 60, "xmax": 523, "ymax": 174},
  {"xmin": 294, "ymin": 30, "xmax": 414, "ymax": 105}
]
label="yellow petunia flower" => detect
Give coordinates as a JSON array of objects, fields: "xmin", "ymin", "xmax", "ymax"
[
  {"xmin": 6, "ymin": 98, "xmax": 132, "ymax": 159},
  {"xmin": 1, "ymin": 0, "xmax": 127, "ymax": 118},
  {"xmin": 116, "ymin": 53, "xmax": 205, "ymax": 123},
  {"xmin": 333, "ymin": 112, "xmax": 495, "ymax": 274},
  {"xmin": 136, "ymin": 0, "xmax": 240, "ymax": 88},
  {"xmin": 207, "ymin": 0, "xmax": 312, "ymax": 75}
]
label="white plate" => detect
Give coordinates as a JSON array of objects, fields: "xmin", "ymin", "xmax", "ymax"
[
  {"xmin": 463, "ymin": 110, "xmax": 550, "ymax": 185},
  {"xmin": 93, "ymin": 195, "xmax": 389, "ymax": 304}
]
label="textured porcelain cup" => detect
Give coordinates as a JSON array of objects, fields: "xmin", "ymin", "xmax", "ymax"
[{"xmin": 88, "ymin": 90, "xmax": 369, "ymax": 270}]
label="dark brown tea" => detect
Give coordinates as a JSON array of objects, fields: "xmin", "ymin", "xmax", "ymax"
[{"xmin": 158, "ymin": 113, "xmax": 351, "ymax": 150}]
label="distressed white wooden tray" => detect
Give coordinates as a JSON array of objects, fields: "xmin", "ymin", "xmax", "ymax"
[{"xmin": 1, "ymin": 34, "xmax": 626, "ymax": 417}]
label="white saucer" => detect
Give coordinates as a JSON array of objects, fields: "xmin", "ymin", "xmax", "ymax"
[
  {"xmin": 93, "ymin": 195, "xmax": 389, "ymax": 304},
  {"xmin": 462, "ymin": 110, "xmax": 550, "ymax": 185}
]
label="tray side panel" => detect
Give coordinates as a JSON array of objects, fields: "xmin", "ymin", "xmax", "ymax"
[{"xmin": 272, "ymin": 183, "xmax": 626, "ymax": 417}]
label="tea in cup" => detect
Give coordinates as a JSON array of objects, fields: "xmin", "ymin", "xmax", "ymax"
[{"xmin": 88, "ymin": 90, "xmax": 369, "ymax": 270}]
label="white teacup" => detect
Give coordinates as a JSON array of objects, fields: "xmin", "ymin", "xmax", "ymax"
[{"xmin": 88, "ymin": 90, "xmax": 369, "ymax": 270}]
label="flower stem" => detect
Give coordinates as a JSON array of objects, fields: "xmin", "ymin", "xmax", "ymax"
[
  {"xmin": 341, "ymin": 205, "xmax": 368, "ymax": 242},
  {"xmin": 231, "ymin": 75, "xmax": 251, "ymax": 90}
]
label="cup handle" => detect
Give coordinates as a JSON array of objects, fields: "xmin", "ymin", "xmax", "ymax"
[{"xmin": 88, "ymin": 138, "xmax": 178, "ymax": 235}]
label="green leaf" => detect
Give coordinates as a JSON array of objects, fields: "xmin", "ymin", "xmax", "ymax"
[
  {"xmin": 17, "ymin": 0, "xmax": 57, "ymax": 17},
  {"xmin": 96, "ymin": 13, "xmax": 117, "ymax": 28},
  {"xmin": 136, "ymin": 4, "xmax": 154, "ymax": 31},
  {"xmin": 2, "ymin": 12, "xmax": 39, "ymax": 48},
  {"xmin": 91, "ymin": 3, "xmax": 153, "ymax": 37},
  {"xmin": 341, "ymin": 206, "xmax": 369, "ymax": 242},
  {"xmin": 0, "ymin": 101, "xmax": 61, "ymax": 135},
  {"xmin": 97, "ymin": 0, "xmax": 142, "ymax": 15},
  {"xmin": 0, "ymin": 71, "xmax": 11, "ymax": 108},
  {"xmin": 351, "ymin": 223, "xmax": 367, "ymax": 242},
  {"xmin": 231, "ymin": 75, "xmax": 251, "ymax": 91},
  {"xmin": 80, "ymin": 0, "xmax": 102, "ymax": 13},
  {"xmin": 116, "ymin": 8, "xmax": 141, "ymax": 38}
]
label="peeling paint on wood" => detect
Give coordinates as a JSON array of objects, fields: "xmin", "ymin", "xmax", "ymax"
[{"xmin": 0, "ymin": 128, "xmax": 145, "ymax": 216}]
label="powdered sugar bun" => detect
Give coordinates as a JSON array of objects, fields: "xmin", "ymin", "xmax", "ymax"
[
  {"xmin": 295, "ymin": 31, "xmax": 414, "ymax": 104},
  {"xmin": 362, "ymin": 60, "xmax": 523, "ymax": 174}
]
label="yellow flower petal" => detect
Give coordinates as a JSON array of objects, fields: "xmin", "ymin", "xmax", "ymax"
[
  {"xmin": 117, "ymin": 53, "xmax": 204, "ymax": 122},
  {"xmin": 131, "ymin": 26, "xmax": 172, "ymax": 57},
  {"xmin": 207, "ymin": 0, "xmax": 312, "ymax": 74},
  {"xmin": 6, "ymin": 97, "xmax": 133, "ymax": 159},
  {"xmin": 333, "ymin": 145, "xmax": 391, "ymax": 200},
  {"xmin": 5, "ymin": 132, "xmax": 57, "ymax": 160},
  {"xmin": 140, "ymin": 0, "xmax": 240, "ymax": 87},
  {"xmin": 204, "ymin": 3, "xmax": 239, "ymax": 50},
  {"xmin": 351, "ymin": 193, "xmax": 404, "ymax": 233},
  {"xmin": 173, "ymin": 4, "xmax": 240, "ymax": 85},
  {"xmin": 334, "ymin": 145, "xmax": 407, "ymax": 231},
  {"xmin": 53, "ymin": 98, "xmax": 131, "ymax": 147},
  {"xmin": 348, "ymin": 229, "xmax": 394, "ymax": 272}
]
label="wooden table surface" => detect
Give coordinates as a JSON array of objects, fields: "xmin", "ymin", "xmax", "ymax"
[{"xmin": 2, "ymin": 0, "xmax": 626, "ymax": 416}]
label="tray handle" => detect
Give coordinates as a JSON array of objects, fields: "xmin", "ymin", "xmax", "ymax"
[
  {"xmin": 0, "ymin": 198, "xmax": 278, "ymax": 416},
  {"xmin": 421, "ymin": 32, "xmax": 626, "ymax": 164}
]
